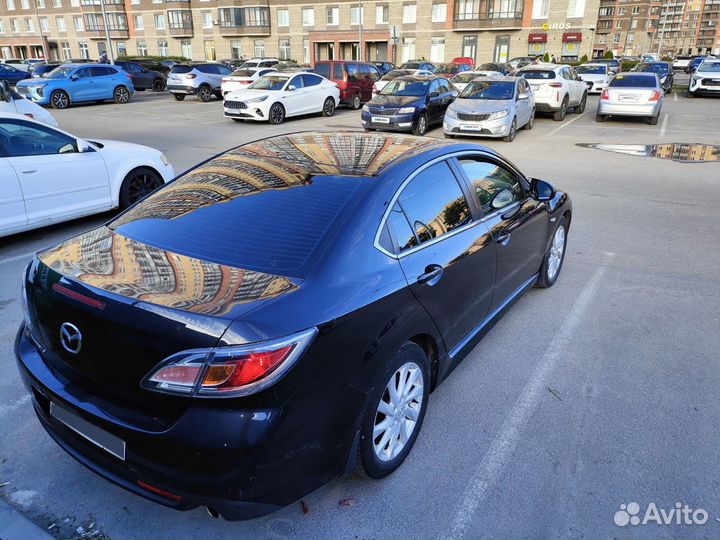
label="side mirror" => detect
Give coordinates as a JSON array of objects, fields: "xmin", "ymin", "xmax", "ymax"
[
  {"xmin": 77, "ymin": 139, "xmax": 92, "ymax": 153},
  {"xmin": 518, "ymin": 92, "xmax": 529, "ymax": 100},
  {"xmin": 530, "ymin": 178, "xmax": 555, "ymax": 201},
  {"xmin": 429, "ymin": 90, "xmax": 439, "ymax": 98},
  {"xmin": 70, "ymin": 74, "xmax": 79, "ymax": 81},
  {"xmin": 287, "ymin": 84, "xmax": 296, "ymax": 91},
  {"xmin": 0, "ymin": 80, "xmax": 10, "ymax": 102}
]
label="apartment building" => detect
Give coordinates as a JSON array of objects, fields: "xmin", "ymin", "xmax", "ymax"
[
  {"xmin": 592, "ymin": 0, "xmax": 661, "ymax": 57},
  {"xmin": 0, "ymin": 0, "xmax": 604, "ymax": 64},
  {"xmin": 652, "ymin": 0, "xmax": 720, "ymax": 55}
]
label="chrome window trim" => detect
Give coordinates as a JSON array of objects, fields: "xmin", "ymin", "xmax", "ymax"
[{"xmin": 373, "ymin": 150, "xmax": 524, "ymax": 259}]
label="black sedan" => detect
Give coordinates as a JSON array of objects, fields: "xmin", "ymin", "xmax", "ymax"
[
  {"xmin": 115, "ymin": 61, "xmax": 166, "ymax": 91},
  {"xmin": 633, "ymin": 61, "xmax": 674, "ymax": 93},
  {"xmin": 29, "ymin": 63, "xmax": 61, "ymax": 78},
  {"xmin": 16, "ymin": 132, "xmax": 571, "ymax": 520},
  {"xmin": 0, "ymin": 63, "xmax": 30, "ymax": 85},
  {"xmin": 361, "ymin": 75, "xmax": 458, "ymax": 135}
]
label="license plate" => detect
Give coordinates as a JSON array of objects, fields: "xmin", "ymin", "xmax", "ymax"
[
  {"xmin": 372, "ymin": 116, "xmax": 390, "ymax": 124},
  {"xmin": 50, "ymin": 402, "xmax": 126, "ymax": 460},
  {"xmin": 171, "ymin": 76, "xmax": 180, "ymax": 81},
  {"xmin": 461, "ymin": 124, "xmax": 484, "ymax": 131},
  {"xmin": 618, "ymin": 95, "xmax": 638, "ymax": 102}
]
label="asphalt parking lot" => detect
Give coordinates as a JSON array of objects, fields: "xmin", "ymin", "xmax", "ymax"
[{"xmin": 1, "ymin": 88, "xmax": 719, "ymax": 539}]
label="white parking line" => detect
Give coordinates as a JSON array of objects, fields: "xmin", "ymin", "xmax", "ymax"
[
  {"xmin": 674, "ymin": 92, "xmax": 678, "ymax": 102},
  {"xmin": 0, "ymin": 251, "xmax": 35, "ymax": 266},
  {"xmin": 545, "ymin": 111, "xmax": 587, "ymax": 138},
  {"xmin": 448, "ymin": 255, "xmax": 613, "ymax": 539},
  {"xmin": 660, "ymin": 114, "xmax": 669, "ymax": 137}
]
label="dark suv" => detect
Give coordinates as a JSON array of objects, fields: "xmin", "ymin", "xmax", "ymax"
[
  {"xmin": 167, "ymin": 63, "xmax": 233, "ymax": 101},
  {"xmin": 314, "ymin": 60, "xmax": 381, "ymax": 108},
  {"xmin": 115, "ymin": 61, "xmax": 166, "ymax": 91}
]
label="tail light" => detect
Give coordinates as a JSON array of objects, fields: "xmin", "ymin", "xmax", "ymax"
[
  {"xmin": 222, "ymin": 77, "xmax": 229, "ymax": 82},
  {"xmin": 549, "ymin": 82, "xmax": 563, "ymax": 88},
  {"xmin": 141, "ymin": 328, "xmax": 317, "ymax": 398},
  {"xmin": 648, "ymin": 90, "xmax": 661, "ymax": 102},
  {"xmin": 185, "ymin": 73, "xmax": 196, "ymax": 80},
  {"xmin": 372, "ymin": 83, "xmax": 377, "ymax": 94},
  {"xmin": 601, "ymin": 89, "xmax": 609, "ymax": 100},
  {"xmin": 343, "ymin": 69, "xmax": 347, "ymax": 83}
]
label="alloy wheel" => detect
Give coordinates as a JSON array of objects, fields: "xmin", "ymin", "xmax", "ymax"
[
  {"xmin": 126, "ymin": 171, "xmax": 162, "ymax": 205},
  {"xmin": 352, "ymin": 94, "xmax": 361, "ymax": 109},
  {"xmin": 372, "ymin": 361, "xmax": 424, "ymax": 462},
  {"xmin": 199, "ymin": 87, "xmax": 212, "ymax": 102},
  {"xmin": 323, "ymin": 98, "xmax": 335, "ymax": 116},
  {"xmin": 115, "ymin": 87, "xmax": 130, "ymax": 104},
  {"xmin": 270, "ymin": 104, "xmax": 284, "ymax": 124},
  {"xmin": 547, "ymin": 226, "xmax": 566, "ymax": 281},
  {"xmin": 415, "ymin": 115, "xmax": 427, "ymax": 136},
  {"xmin": 52, "ymin": 91, "xmax": 69, "ymax": 109}
]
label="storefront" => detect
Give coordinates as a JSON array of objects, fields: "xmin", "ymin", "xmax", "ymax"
[
  {"xmin": 528, "ymin": 33, "xmax": 547, "ymax": 56},
  {"xmin": 561, "ymin": 32, "xmax": 582, "ymax": 61}
]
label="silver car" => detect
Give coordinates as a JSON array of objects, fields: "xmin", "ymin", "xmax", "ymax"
[
  {"xmin": 167, "ymin": 62, "xmax": 233, "ymax": 102},
  {"xmin": 575, "ymin": 63, "xmax": 611, "ymax": 94},
  {"xmin": 443, "ymin": 77, "xmax": 535, "ymax": 142},
  {"xmin": 596, "ymin": 72, "xmax": 663, "ymax": 125}
]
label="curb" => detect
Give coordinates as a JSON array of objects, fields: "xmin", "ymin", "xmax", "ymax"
[{"xmin": 0, "ymin": 499, "xmax": 53, "ymax": 540}]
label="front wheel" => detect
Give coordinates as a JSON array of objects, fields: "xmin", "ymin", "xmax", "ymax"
[
  {"xmin": 119, "ymin": 167, "xmax": 164, "ymax": 209},
  {"xmin": 553, "ymin": 97, "xmax": 568, "ymax": 121},
  {"xmin": 114, "ymin": 86, "xmax": 131, "ymax": 104},
  {"xmin": 322, "ymin": 97, "xmax": 335, "ymax": 117},
  {"xmin": 351, "ymin": 93, "xmax": 361, "ymax": 110},
  {"xmin": 413, "ymin": 113, "xmax": 428, "ymax": 136},
  {"xmin": 535, "ymin": 217, "xmax": 568, "ymax": 288},
  {"xmin": 502, "ymin": 117, "xmax": 517, "ymax": 142},
  {"xmin": 575, "ymin": 92, "xmax": 587, "ymax": 113},
  {"xmin": 50, "ymin": 90, "xmax": 70, "ymax": 109},
  {"xmin": 268, "ymin": 102, "xmax": 285, "ymax": 124},
  {"xmin": 358, "ymin": 342, "xmax": 430, "ymax": 479},
  {"xmin": 686, "ymin": 89, "xmax": 695, "ymax": 98},
  {"xmin": 152, "ymin": 78, "xmax": 166, "ymax": 92}
]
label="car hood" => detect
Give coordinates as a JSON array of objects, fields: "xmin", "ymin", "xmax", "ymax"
[
  {"xmin": 17, "ymin": 77, "xmax": 55, "ymax": 86},
  {"xmin": 87, "ymin": 138, "xmax": 163, "ymax": 158},
  {"xmin": 225, "ymin": 88, "xmax": 275, "ymax": 100},
  {"xmin": 451, "ymin": 98, "xmax": 513, "ymax": 114},
  {"xmin": 696, "ymin": 70, "xmax": 720, "ymax": 77},
  {"xmin": 368, "ymin": 95, "xmax": 421, "ymax": 108},
  {"xmin": 578, "ymin": 73, "xmax": 608, "ymax": 82}
]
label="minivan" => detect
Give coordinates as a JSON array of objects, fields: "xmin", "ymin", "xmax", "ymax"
[{"xmin": 313, "ymin": 60, "xmax": 381, "ymax": 108}]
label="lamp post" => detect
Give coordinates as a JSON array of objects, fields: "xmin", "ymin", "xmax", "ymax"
[
  {"xmin": 657, "ymin": 0, "xmax": 668, "ymax": 57},
  {"xmin": 99, "ymin": 0, "xmax": 115, "ymax": 64},
  {"xmin": 33, "ymin": 0, "xmax": 49, "ymax": 60},
  {"xmin": 357, "ymin": 0, "xmax": 363, "ymax": 62}
]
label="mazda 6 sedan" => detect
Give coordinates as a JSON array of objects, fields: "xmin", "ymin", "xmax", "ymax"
[{"xmin": 16, "ymin": 132, "xmax": 572, "ymax": 520}]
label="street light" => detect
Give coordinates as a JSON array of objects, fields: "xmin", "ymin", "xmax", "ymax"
[
  {"xmin": 657, "ymin": 0, "xmax": 668, "ymax": 57},
  {"xmin": 32, "ymin": 0, "xmax": 49, "ymax": 61},
  {"xmin": 357, "ymin": 0, "xmax": 363, "ymax": 62},
  {"xmin": 99, "ymin": 0, "xmax": 115, "ymax": 64}
]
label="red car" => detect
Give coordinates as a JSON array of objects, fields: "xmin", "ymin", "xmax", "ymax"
[
  {"xmin": 313, "ymin": 60, "xmax": 381, "ymax": 109},
  {"xmin": 452, "ymin": 56, "xmax": 475, "ymax": 69},
  {"xmin": 432, "ymin": 62, "xmax": 472, "ymax": 79}
]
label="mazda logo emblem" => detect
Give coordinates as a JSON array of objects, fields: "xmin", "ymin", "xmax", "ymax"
[{"xmin": 60, "ymin": 322, "xmax": 82, "ymax": 355}]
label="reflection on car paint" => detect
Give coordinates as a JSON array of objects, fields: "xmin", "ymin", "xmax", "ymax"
[{"xmin": 576, "ymin": 143, "xmax": 720, "ymax": 162}]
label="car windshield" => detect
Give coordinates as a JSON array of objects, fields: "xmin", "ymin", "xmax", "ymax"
[
  {"xmin": 636, "ymin": 63, "xmax": 668, "ymax": 73},
  {"xmin": 402, "ymin": 62, "xmax": 422, "ymax": 69},
  {"xmin": 241, "ymin": 62, "xmax": 259, "ymax": 69},
  {"xmin": 576, "ymin": 65, "xmax": 606, "ymax": 74},
  {"xmin": 460, "ymin": 81, "xmax": 515, "ymax": 100},
  {"xmin": 609, "ymin": 74, "xmax": 656, "ymax": 87},
  {"xmin": 520, "ymin": 70, "xmax": 556, "ymax": 80},
  {"xmin": 46, "ymin": 66, "xmax": 75, "ymax": 79},
  {"xmin": 379, "ymin": 79, "xmax": 430, "ymax": 96},
  {"xmin": 478, "ymin": 63, "xmax": 500, "ymax": 71},
  {"xmin": 453, "ymin": 72, "xmax": 483, "ymax": 83},
  {"xmin": 698, "ymin": 61, "xmax": 720, "ymax": 72},
  {"xmin": 231, "ymin": 69, "xmax": 256, "ymax": 77},
  {"xmin": 381, "ymin": 70, "xmax": 414, "ymax": 81},
  {"xmin": 433, "ymin": 64, "xmax": 457, "ymax": 74},
  {"xmin": 248, "ymin": 76, "xmax": 289, "ymax": 90}
]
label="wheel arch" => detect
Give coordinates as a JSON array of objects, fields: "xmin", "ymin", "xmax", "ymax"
[
  {"xmin": 408, "ymin": 333, "xmax": 440, "ymax": 391},
  {"xmin": 111, "ymin": 163, "xmax": 164, "ymax": 208}
]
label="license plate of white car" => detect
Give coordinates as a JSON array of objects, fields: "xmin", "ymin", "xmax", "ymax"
[
  {"xmin": 461, "ymin": 124, "xmax": 484, "ymax": 131},
  {"xmin": 372, "ymin": 117, "xmax": 390, "ymax": 124},
  {"xmin": 618, "ymin": 95, "xmax": 638, "ymax": 102}
]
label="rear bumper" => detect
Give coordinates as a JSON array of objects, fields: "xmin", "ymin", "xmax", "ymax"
[
  {"xmin": 167, "ymin": 84, "xmax": 198, "ymax": 95},
  {"xmin": 15, "ymin": 323, "xmax": 365, "ymax": 519},
  {"xmin": 534, "ymin": 98, "xmax": 563, "ymax": 112},
  {"xmin": 597, "ymin": 102, "xmax": 661, "ymax": 117}
]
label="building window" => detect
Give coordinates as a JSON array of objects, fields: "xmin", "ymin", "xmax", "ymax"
[
  {"xmin": 158, "ymin": 40, "xmax": 168, "ymax": 56},
  {"xmin": 6, "ymin": 0, "xmax": 14, "ymax": 9},
  {"xmin": 376, "ymin": 5, "xmax": 388, "ymax": 24},
  {"xmin": 598, "ymin": 7, "xmax": 613, "ymax": 16},
  {"xmin": 25, "ymin": 19, "xmax": 34, "ymax": 32},
  {"xmin": 626, "ymin": 32, "xmax": 634, "ymax": 43},
  {"xmin": 462, "ymin": 35, "xmax": 477, "ymax": 59},
  {"xmin": 277, "ymin": 8, "xmax": 289, "ymax": 26},
  {"xmin": 168, "ymin": 10, "xmax": 192, "ymax": 29},
  {"xmin": 632, "ymin": 6, "xmax": 640, "ymax": 14},
  {"xmin": 401, "ymin": 36, "xmax": 415, "ymax": 62},
  {"xmin": 20, "ymin": 0, "xmax": 28, "ymax": 9},
  {"xmin": 302, "ymin": 7, "xmax": 314, "ymax": 26},
  {"xmin": 137, "ymin": 40, "xmax": 147, "ymax": 55},
  {"xmin": 350, "ymin": 6, "xmax": 364, "ymax": 24},
  {"xmin": 37, "ymin": 0, "xmax": 45, "ymax": 7},
  {"xmin": 532, "ymin": 0, "xmax": 549, "ymax": 19},
  {"xmin": 10, "ymin": 19, "xmax": 18, "ymax": 32},
  {"xmin": 430, "ymin": 36, "xmax": 445, "ymax": 62},
  {"xmin": 218, "ymin": 7, "xmax": 269, "ymax": 28},
  {"xmin": 155, "ymin": 14, "xmax": 165, "ymax": 29},
  {"xmin": 613, "ymin": 32, "xmax": 620, "ymax": 43},
  {"xmin": 279, "ymin": 37, "xmax": 290, "ymax": 59},
  {"xmin": 326, "ymin": 6, "xmax": 338, "ymax": 25},
  {"xmin": 61, "ymin": 41, "xmax": 70, "ymax": 59},
  {"xmin": 39, "ymin": 17, "xmax": 49, "ymax": 31},
  {"xmin": 134, "ymin": 14, "xmax": 143, "ymax": 30},
  {"xmin": 181, "ymin": 39, "xmax": 191, "ymax": 59},
  {"xmin": 303, "ymin": 38, "xmax": 310, "ymax": 63},
  {"xmin": 254, "ymin": 39, "xmax": 265, "ymax": 57},
  {"xmin": 201, "ymin": 11, "xmax": 212, "ymax": 28},
  {"xmin": 631, "ymin": 19, "xmax": 637, "ymax": 28},
  {"xmin": 116, "ymin": 41, "xmax": 126, "ymax": 56},
  {"xmin": 616, "ymin": 19, "xmax": 622, "ymax": 28},
  {"xmin": 432, "ymin": 3, "xmax": 447, "ymax": 22},
  {"xmin": 70, "ymin": 0, "xmax": 78, "ymax": 6},
  {"xmin": 231, "ymin": 39, "xmax": 242, "ymax": 59},
  {"xmin": 79, "ymin": 40, "xmax": 89, "ymax": 58},
  {"xmin": 204, "ymin": 40, "xmax": 215, "ymax": 60},
  {"xmin": 403, "ymin": 4, "xmax": 417, "ymax": 23},
  {"xmin": 56, "ymin": 17, "xmax": 65, "ymax": 31}
]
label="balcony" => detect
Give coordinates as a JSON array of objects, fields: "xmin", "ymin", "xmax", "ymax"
[
  {"xmin": 167, "ymin": 9, "xmax": 193, "ymax": 37},
  {"xmin": 453, "ymin": 6, "xmax": 523, "ymax": 30},
  {"xmin": 218, "ymin": 23, "xmax": 271, "ymax": 36},
  {"xmin": 83, "ymin": 26, "xmax": 129, "ymax": 39},
  {"xmin": 217, "ymin": 7, "xmax": 271, "ymax": 35}
]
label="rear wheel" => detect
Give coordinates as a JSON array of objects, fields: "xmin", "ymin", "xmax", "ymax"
[
  {"xmin": 322, "ymin": 97, "xmax": 335, "ymax": 117},
  {"xmin": 172, "ymin": 93, "xmax": 185, "ymax": 101},
  {"xmin": 358, "ymin": 342, "xmax": 430, "ymax": 479},
  {"xmin": 152, "ymin": 78, "xmax": 166, "ymax": 92},
  {"xmin": 595, "ymin": 112, "xmax": 606, "ymax": 122},
  {"xmin": 413, "ymin": 113, "xmax": 428, "ymax": 136},
  {"xmin": 113, "ymin": 86, "xmax": 131, "ymax": 104},
  {"xmin": 268, "ymin": 102, "xmax": 285, "ymax": 124},
  {"xmin": 524, "ymin": 108, "xmax": 535, "ymax": 130},
  {"xmin": 50, "ymin": 90, "xmax": 70, "ymax": 109},
  {"xmin": 351, "ymin": 93, "xmax": 361, "ymax": 110},
  {"xmin": 536, "ymin": 217, "xmax": 568, "ymax": 288},
  {"xmin": 648, "ymin": 114, "xmax": 659, "ymax": 125},
  {"xmin": 443, "ymin": 133, "xmax": 455, "ymax": 138},
  {"xmin": 553, "ymin": 96, "xmax": 568, "ymax": 121},
  {"xmin": 502, "ymin": 117, "xmax": 517, "ymax": 142},
  {"xmin": 198, "ymin": 85, "xmax": 212, "ymax": 102},
  {"xmin": 119, "ymin": 167, "xmax": 163, "ymax": 209}
]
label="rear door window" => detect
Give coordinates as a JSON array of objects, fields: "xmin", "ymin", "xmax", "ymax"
[
  {"xmin": 333, "ymin": 63, "xmax": 344, "ymax": 79},
  {"xmin": 347, "ymin": 63, "xmax": 359, "ymax": 81},
  {"xmin": 301, "ymin": 73, "xmax": 322, "ymax": 87},
  {"xmin": 170, "ymin": 65, "xmax": 193, "ymax": 74}
]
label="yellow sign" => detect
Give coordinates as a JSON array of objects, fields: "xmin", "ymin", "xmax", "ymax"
[{"xmin": 542, "ymin": 23, "xmax": 549, "ymax": 31}]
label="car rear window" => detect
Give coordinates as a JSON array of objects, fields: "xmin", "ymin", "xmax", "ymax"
[
  {"xmin": 110, "ymin": 157, "xmax": 365, "ymax": 277},
  {"xmin": 520, "ymin": 70, "xmax": 555, "ymax": 80},
  {"xmin": 314, "ymin": 63, "xmax": 331, "ymax": 79},
  {"xmin": 231, "ymin": 69, "xmax": 255, "ymax": 77},
  {"xmin": 609, "ymin": 74, "xmax": 656, "ymax": 87},
  {"xmin": 170, "ymin": 65, "xmax": 192, "ymax": 74},
  {"xmin": 333, "ymin": 63, "xmax": 344, "ymax": 79}
]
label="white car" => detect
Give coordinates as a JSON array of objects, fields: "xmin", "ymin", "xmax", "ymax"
[
  {"xmin": 687, "ymin": 58, "xmax": 720, "ymax": 98},
  {"xmin": 0, "ymin": 59, "xmax": 30, "ymax": 72},
  {"xmin": 373, "ymin": 69, "xmax": 434, "ymax": 95},
  {"xmin": 221, "ymin": 67, "xmax": 276, "ymax": 97},
  {"xmin": 450, "ymin": 70, "xmax": 504, "ymax": 92},
  {"xmin": 518, "ymin": 63, "xmax": 587, "ymax": 121},
  {"xmin": 575, "ymin": 63, "xmax": 611, "ymax": 94},
  {"xmin": 0, "ymin": 112, "xmax": 174, "ymax": 238},
  {"xmin": 223, "ymin": 72, "xmax": 340, "ymax": 124},
  {"xmin": 0, "ymin": 81, "xmax": 58, "ymax": 127},
  {"xmin": 239, "ymin": 57, "xmax": 280, "ymax": 70}
]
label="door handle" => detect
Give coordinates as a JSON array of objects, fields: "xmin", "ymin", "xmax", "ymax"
[
  {"xmin": 417, "ymin": 264, "xmax": 444, "ymax": 286},
  {"xmin": 495, "ymin": 232, "xmax": 511, "ymax": 246},
  {"xmin": 20, "ymin": 168, "xmax": 37, "ymax": 174}
]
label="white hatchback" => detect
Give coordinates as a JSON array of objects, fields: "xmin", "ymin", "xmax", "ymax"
[
  {"xmin": 0, "ymin": 113, "xmax": 174, "ymax": 238},
  {"xmin": 0, "ymin": 82, "xmax": 58, "ymax": 127},
  {"xmin": 223, "ymin": 72, "xmax": 340, "ymax": 124}
]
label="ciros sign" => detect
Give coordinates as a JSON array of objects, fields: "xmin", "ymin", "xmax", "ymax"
[{"xmin": 542, "ymin": 22, "xmax": 573, "ymax": 30}]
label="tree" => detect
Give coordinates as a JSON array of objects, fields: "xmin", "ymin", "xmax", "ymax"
[
  {"xmin": 543, "ymin": 52, "xmax": 550, "ymax": 62},
  {"xmin": 580, "ymin": 54, "xmax": 589, "ymax": 63},
  {"xmin": 604, "ymin": 50, "xmax": 614, "ymax": 59}
]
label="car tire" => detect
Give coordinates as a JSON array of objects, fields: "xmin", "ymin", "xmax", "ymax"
[
  {"xmin": 524, "ymin": 108, "xmax": 535, "ymax": 130},
  {"xmin": 268, "ymin": 102, "xmax": 285, "ymax": 124},
  {"xmin": 364, "ymin": 127, "xmax": 375, "ymax": 131},
  {"xmin": 553, "ymin": 96, "xmax": 568, "ymax": 121},
  {"xmin": 231, "ymin": 118, "xmax": 243, "ymax": 123},
  {"xmin": 443, "ymin": 133, "xmax": 455, "ymax": 138},
  {"xmin": 119, "ymin": 167, "xmax": 164, "ymax": 209},
  {"xmin": 535, "ymin": 216, "xmax": 568, "ymax": 288},
  {"xmin": 50, "ymin": 90, "xmax": 70, "ymax": 110},
  {"xmin": 198, "ymin": 85, "xmax": 212, "ymax": 102},
  {"xmin": 358, "ymin": 341, "xmax": 430, "ymax": 479},
  {"xmin": 322, "ymin": 97, "xmax": 335, "ymax": 117},
  {"xmin": 502, "ymin": 117, "xmax": 517, "ymax": 142},
  {"xmin": 351, "ymin": 93, "xmax": 361, "ymax": 110},
  {"xmin": 172, "ymin": 94, "xmax": 185, "ymax": 101},
  {"xmin": 113, "ymin": 86, "xmax": 131, "ymax": 104},
  {"xmin": 413, "ymin": 113, "xmax": 428, "ymax": 136},
  {"xmin": 648, "ymin": 114, "xmax": 659, "ymax": 126},
  {"xmin": 152, "ymin": 79, "xmax": 166, "ymax": 92},
  {"xmin": 595, "ymin": 112, "xmax": 606, "ymax": 122},
  {"xmin": 575, "ymin": 92, "xmax": 587, "ymax": 114},
  {"xmin": 686, "ymin": 90, "xmax": 694, "ymax": 98}
]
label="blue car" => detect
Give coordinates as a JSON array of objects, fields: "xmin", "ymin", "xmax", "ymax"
[
  {"xmin": 15, "ymin": 63, "xmax": 134, "ymax": 109},
  {"xmin": 0, "ymin": 64, "xmax": 30, "ymax": 86},
  {"xmin": 361, "ymin": 75, "xmax": 458, "ymax": 136}
]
